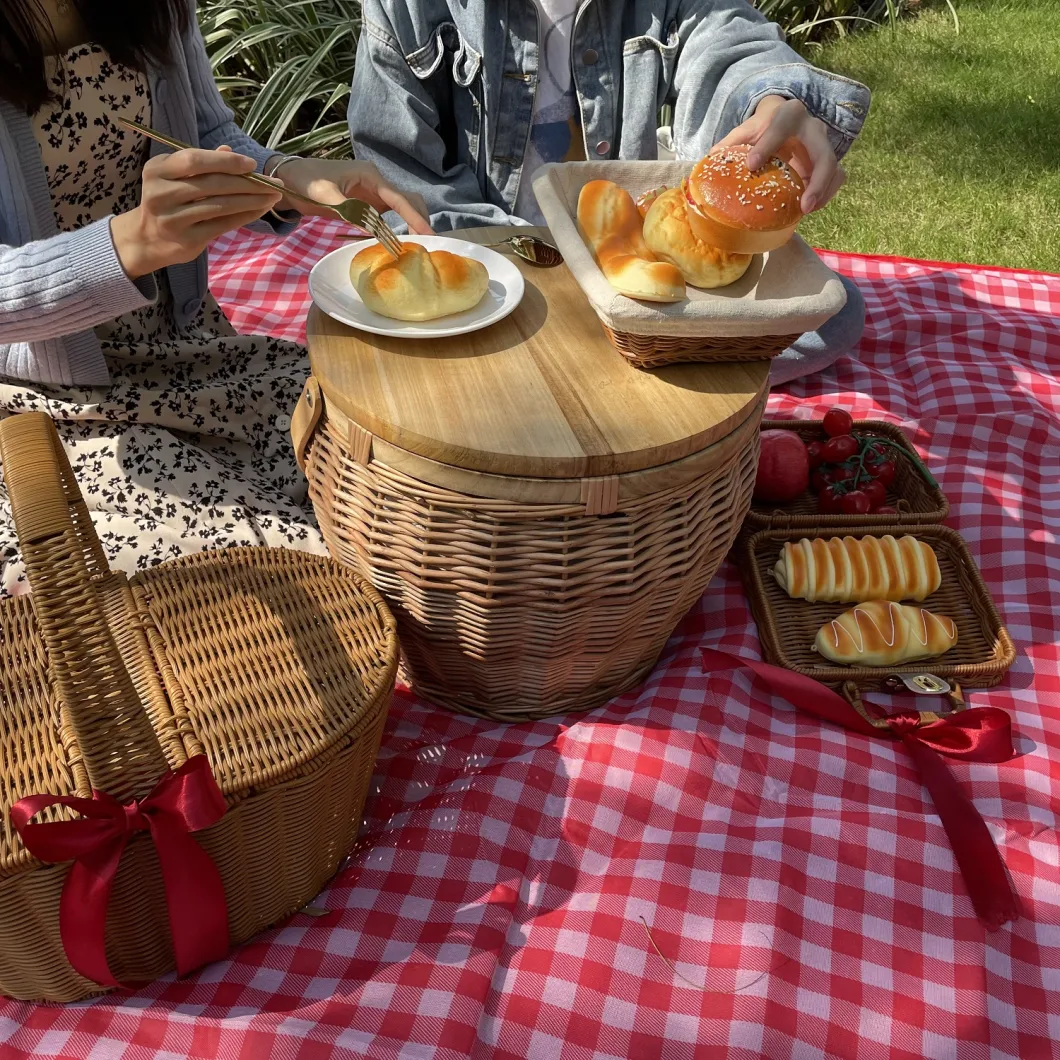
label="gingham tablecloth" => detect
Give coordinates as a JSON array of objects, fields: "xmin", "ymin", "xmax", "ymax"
[{"xmin": 2, "ymin": 220, "xmax": 1057, "ymax": 1060}]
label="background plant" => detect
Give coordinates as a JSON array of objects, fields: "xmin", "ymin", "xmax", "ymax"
[{"xmin": 199, "ymin": 0, "xmax": 925, "ymax": 158}]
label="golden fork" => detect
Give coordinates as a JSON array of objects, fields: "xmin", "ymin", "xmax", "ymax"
[{"xmin": 116, "ymin": 117, "xmax": 404, "ymax": 258}]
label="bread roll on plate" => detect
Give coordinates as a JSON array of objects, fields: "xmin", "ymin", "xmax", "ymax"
[
  {"xmin": 815, "ymin": 600, "xmax": 958, "ymax": 667},
  {"xmin": 350, "ymin": 242, "xmax": 489, "ymax": 321},
  {"xmin": 577, "ymin": 179, "xmax": 685, "ymax": 303},
  {"xmin": 642, "ymin": 185, "xmax": 752, "ymax": 289}
]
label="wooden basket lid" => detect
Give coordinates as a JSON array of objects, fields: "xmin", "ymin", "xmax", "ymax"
[{"xmin": 306, "ymin": 227, "xmax": 769, "ymax": 481}]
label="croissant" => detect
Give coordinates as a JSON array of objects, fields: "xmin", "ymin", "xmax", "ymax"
[
  {"xmin": 577, "ymin": 179, "xmax": 685, "ymax": 302},
  {"xmin": 815, "ymin": 600, "xmax": 958, "ymax": 667},
  {"xmin": 774, "ymin": 535, "xmax": 941, "ymax": 603}
]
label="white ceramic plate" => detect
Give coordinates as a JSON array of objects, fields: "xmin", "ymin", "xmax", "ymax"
[{"xmin": 308, "ymin": 235, "xmax": 526, "ymax": 339}]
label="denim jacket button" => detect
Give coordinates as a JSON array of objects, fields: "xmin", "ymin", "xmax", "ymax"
[
  {"xmin": 581, "ymin": 48, "xmax": 599, "ymax": 66},
  {"xmin": 595, "ymin": 140, "xmax": 610, "ymax": 156}
]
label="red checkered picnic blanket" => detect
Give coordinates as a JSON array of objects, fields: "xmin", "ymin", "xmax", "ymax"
[{"xmin": 1, "ymin": 220, "xmax": 1057, "ymax": 1060}]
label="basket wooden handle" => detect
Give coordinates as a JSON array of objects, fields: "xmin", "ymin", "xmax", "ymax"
[{"xmin": 0, "ymin": 413, "xmax": 170, "ymax": 800}]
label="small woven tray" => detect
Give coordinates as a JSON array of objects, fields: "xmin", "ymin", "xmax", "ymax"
[
  {"xmin": 745, "ymin": 419, "xmax": 950, "ymax": 530},
  {"xmin": 739, "ymin": 524, "xmax": 1015, "ymax": 692}
]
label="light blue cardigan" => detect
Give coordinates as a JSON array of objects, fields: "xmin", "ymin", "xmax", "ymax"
[{"xmin": 0, "ymin": 4, "xmax": 293, "ymax": 387}]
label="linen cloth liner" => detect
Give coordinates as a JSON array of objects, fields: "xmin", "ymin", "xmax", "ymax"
[{"xmin": 532, "ymin": 160, "xmax": 847, "ymax": 337}]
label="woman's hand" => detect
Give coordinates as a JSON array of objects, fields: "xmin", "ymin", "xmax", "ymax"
[
  {"xmin": 271, "ymin": 158, "xmax": 433, "ymax": 235},
  {"xmin": 111, "ymin": 147, "xmax": 281, "ymax": 280},
  {"xmin": 713, "ymin": 95, "xmax": 845, "ymax": 215}
]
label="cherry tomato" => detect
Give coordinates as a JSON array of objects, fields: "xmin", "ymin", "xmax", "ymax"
[
  {"xmin": 819, "ymin": 485, "xmax": 845, "ymax": 514},
  {"xmin": 865, "ymin": 439, "xmax": 889, "ymax": 460},
  {"xmin": 823, "ymin": 408, "xmax": 854, "ymax": 438},
  {"xmin": 810, "ymin": 470, "xmax": 830, "ymax": 492},
  {"xmin": 828, "ymin": 466, "xmax": 855, "ymax": 484},
  {"xmin": 875, "ymin": 505, "xmax": 898, "ymax": 515},
  {"xmin": 840, "ymin": 490, "xmax": 871, "ymax": 515},
  {"xmin": 861, "ymin": 480, "xmax": 887, "ymax": 509},
  {"xmin": 874, "ymin": 460, "xmax": 897, "ymax": 487},
  {"xmin": 805, "ymin": 440, "xmax": 826, "ymax": 469},
  {"xmin": 822, "ymin": 434, "xmax": 858, "ymax": 463}
]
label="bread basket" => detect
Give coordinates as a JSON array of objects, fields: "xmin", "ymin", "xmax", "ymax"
[
  {"xmin": 0, "ymin": 412, "xmax": 398, "ymax": 1002},
  {"xmin": 532, "ymin": 160, "xmax": 848, "ymax": 369}
]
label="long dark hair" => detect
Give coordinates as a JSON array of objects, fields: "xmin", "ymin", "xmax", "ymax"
[{"xmin": 0, "ymin": 0, "xmax": 191, "ymax": 114}]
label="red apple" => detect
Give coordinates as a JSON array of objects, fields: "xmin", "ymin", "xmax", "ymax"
[{"xmin": 754, "ymin": 430, "xmax": 810, "ymax": 503}]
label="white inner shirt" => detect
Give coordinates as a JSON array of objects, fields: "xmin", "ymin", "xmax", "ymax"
[{"xmin": 513, "ymin": 0, "xmax": 586, "ymax": 224}]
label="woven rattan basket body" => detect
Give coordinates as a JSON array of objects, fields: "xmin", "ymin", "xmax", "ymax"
[
  {"xmin": 0, "ymin": 414, "xmax": 398, "ymax": 1002},
  {"xmin": 297, "ymin": 382, "xmax": 762, "ymax": 722}
]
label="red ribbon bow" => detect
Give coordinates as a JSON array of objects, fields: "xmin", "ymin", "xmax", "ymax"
[
  {"xmin": 10, "ymin": 755, "xmax": 230, "ymax": 987},
  {"xmin": 700, "ymin": 649, "xmax": 1019, "ymax": 930}
]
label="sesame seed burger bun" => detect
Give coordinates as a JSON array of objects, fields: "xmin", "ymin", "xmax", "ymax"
[
  {"xmin": 642, "ymin": 186, "xmax": 752, "ymax": 289},
  {"xmin": 685, "ymin": 145, "xmax": 805, "ymax": 254}
]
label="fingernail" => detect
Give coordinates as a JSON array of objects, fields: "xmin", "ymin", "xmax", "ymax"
[{"xmin": 803, "ymin": 194, "xmax": 817, "ymax": 213}]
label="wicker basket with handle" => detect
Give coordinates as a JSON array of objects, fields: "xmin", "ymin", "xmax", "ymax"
[{"xmin": 0, "ymin": 412, "xmax": 398, "ymax": 1003}]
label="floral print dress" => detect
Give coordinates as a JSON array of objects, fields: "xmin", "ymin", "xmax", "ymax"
[{"xmin": 0, "ymin": 44, "xmax": 324, "ymax": 595}]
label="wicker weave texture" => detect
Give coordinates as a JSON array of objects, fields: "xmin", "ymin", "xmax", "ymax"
[
  {"xmin": 0, "ymin": 413, "xmax": 399, "ymax": 1003},
  {"xmin": 601, "ymin": 326, "xmax": 797, "ymax": 369},
  {"xmin": 305, "ymin": 413, "xmax": 759, "ymax": 721}
]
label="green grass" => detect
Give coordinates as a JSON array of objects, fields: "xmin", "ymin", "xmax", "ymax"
[{"xmin": 800, "ymin": 0, "xmax": 1060, "ymax": 271}]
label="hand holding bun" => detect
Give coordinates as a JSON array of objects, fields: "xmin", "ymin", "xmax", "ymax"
[
  {"xmin": 350, "ymin": 242, "xmax": 489, "ymax": 321},
  {"xmin": 685, "ymin": 145, "xmax": 805, "ymax": 255},
  {"xmin": 577, "ymin": 180, "xmax": 685, "ymax": 303},
  {"xmin": 642, "ymin": 186, "xmax": 752, "ymax": 289},
  {"xmin": 815, "ymin": 600, "xmax": 958, "ymax": 667}
]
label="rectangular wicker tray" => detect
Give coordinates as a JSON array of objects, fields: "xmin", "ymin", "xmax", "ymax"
[
  {"xmin": 739, "ymin": 524, "xmax": 1016, "ymax": 692},
  {"xmin": 532, "ymin": 160, "xmax": 848, "ymax": 367},
  {"xmin": 745, "ymin": 419, "xmax": 950, "ymax": 530}
]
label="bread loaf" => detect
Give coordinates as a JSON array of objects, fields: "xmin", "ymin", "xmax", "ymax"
[
  {"xmin": 642, "ymin": 185, "xmax": 752, "ymax": 289},
  {"xmin": 577, "ymin": 180, "xmax": 685, "ymax": 302},
  {"xmin": 815, "ymin": 600, "xmax": 958, "ymax": 666},
  {"xmin": 774, "ymin": 535, "xmax": 942, "ymax": 603},
  {"xmin": 350, "ymin": 242, "xmax": 489, "ymax": 321}
]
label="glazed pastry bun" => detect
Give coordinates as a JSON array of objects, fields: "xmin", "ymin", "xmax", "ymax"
[
  {"xmin": 577, "ymin": 179, "xmax": 685, "ymax": 303},
  {"xmin": 642, "ymin": 185, "xmax": 752, "ymax": 289},
  {"xmin": 685, "ymin": 145, "xmax": 805, "ymax": 254},
  {"xmin": 815, "ymin": 600, "xmax": 958, "ymax": 667},
  {"xmin": 350, "ymin": 242, "xmax": 489, "ymax": 321}
]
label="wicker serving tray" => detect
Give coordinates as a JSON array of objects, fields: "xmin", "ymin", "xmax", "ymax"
[
  {"xmin": 745, "ymin": 419, "xmax": 950, "ymax": 530},
  {"xmin": 532, "ymin": 160, "xmax": 847, "ymax": 369},
  {"xmin": 739, "ymin": 524, "xmax": 1015, "ymax": 693}
]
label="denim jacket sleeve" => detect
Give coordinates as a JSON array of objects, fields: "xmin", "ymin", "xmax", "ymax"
[
  {"xmin": 670, "ymin": 0, "xmax": 871, "ymax": 161},
  {"xmin": 349, "ymin": 11, "xmax": 517, "ymax": 233}
]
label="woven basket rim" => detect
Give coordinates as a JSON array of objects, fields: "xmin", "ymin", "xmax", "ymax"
[{"xmin": 740, "ymin": 523, "xmax": 1016, "ymax": 688}]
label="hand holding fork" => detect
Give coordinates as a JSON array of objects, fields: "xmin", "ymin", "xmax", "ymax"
[{"xmin": 110, "ymin": 118, "xmax": 429, "ymax": 278}]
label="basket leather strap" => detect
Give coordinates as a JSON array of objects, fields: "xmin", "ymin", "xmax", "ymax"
[
  {"xmin": 291, "ymin": 377, "xmax": 323, "ymax": 471},
  {"xmin": 580, "ymin": 476, "xmax": 619, "ymax": 515}
]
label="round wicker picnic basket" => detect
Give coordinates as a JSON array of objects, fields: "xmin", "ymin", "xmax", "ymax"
[
  {"xmin": 298, "ymin": 275, "xmax": 767, "ymax": 721},
  {"xmin": 0, "ymin": 413, "xmax": 398, "ymax": 1003}
]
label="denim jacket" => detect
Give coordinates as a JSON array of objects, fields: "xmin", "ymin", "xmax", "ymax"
[{"xmin": 349, "ymin": 0, "xmax": 871, "ymax": 232}]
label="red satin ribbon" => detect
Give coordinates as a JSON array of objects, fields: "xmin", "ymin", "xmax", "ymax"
[
  {"xmin": 11, "ymin": 755, "xmax": 230, "ymax": 986},
  {"xmin": 700, "ymin": 649, "xmax": 1019, "ymax": 930}
]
